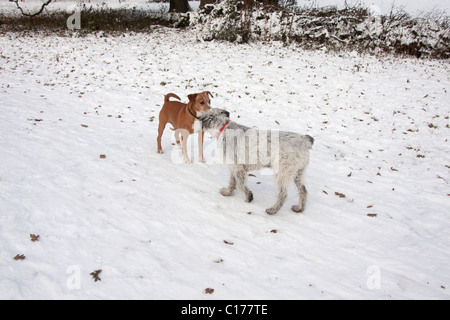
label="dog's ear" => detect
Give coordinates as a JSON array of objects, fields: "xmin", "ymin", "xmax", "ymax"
[
  {"xmin": 222, "ymin": 110, "xmax": 230, "ymax": 118},
  {"xmin": 188, "ymin": 94, "xmax": 197, "ymax": 102}
]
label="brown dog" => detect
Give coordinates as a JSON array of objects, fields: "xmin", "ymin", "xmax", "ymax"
[{"xmin": 157, "ymin": 92, "xmax": 212, "ymax": 163}]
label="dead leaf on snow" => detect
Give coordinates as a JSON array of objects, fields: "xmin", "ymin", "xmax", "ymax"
[
  {"xmin": 90, "ymin": 269, "xmax": 102, "ymax": 282},
  {"xmin": 13, "ymin": 254, "xmax": 26, "ymax": 261},
  {"xmin": 335, "ymin": 192, "xmax": 346, "ymax": 198}
]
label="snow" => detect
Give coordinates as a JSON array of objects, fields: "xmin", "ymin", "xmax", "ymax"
[{"xmin": 1, "ymin": 5, "xmax": 450, "ymax": 301}]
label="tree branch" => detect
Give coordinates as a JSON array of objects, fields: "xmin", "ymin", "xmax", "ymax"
[{"xmin": 9, "ymin": 0, "xmax": 53, "ymax": 17}]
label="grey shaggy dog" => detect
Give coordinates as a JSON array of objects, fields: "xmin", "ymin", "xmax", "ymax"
[{"xmin": 198, "ymin": 108, "xmax": 314, "ymax": 215}]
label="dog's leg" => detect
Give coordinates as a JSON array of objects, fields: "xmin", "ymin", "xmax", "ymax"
[
  {"xmin": 198, "ymin": 131, "xmax": 205, "ymax": 163},
  {"xmin": 180, "ymin": 134, "xmax": 190, "ymax": 164},
  {"xmin": 265, "ymin": 171, "xmax": 290, "ymax": 215},
  {"xmin": 292, "ymin": 168, "xmax": 308, "ymax": 213},
  {"xmin": 235, "ymin": 168, "xmax": 253, "ymax": 202},
  {"xmin": 220, "ymin": 170, "xmax": 236, "ymax": 197},
  {"xmin": 157, "ymin": 119, "xmax": 166, "ymax": 154},
  {"xmin": 174, "ymin": 130, "xmax": 181, "ymax": 148}
]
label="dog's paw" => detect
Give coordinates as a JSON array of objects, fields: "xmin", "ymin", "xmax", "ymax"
[
  {"xmin": 265, "ymin": 207, "xmax": 278, "ymax": 215},
  {"xmin": 157, "ymin": 149, "xmax": 163, "ymax": 154},
  {"xmin": 291, "ymin": 205, "xmax": 304, "ymax": 213},
  {"xmin": 220, "ymin": 188, "xmax": 234, "ymax": 197}
]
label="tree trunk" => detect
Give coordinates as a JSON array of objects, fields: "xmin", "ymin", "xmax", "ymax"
[{"xmin": 169, "ymin": 0, "xmax": 190, "ymax": 13}]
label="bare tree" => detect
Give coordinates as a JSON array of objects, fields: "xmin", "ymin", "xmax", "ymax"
[{"xmin": 9, "ymin": 0, "xmax": 53, "ymax": 17}]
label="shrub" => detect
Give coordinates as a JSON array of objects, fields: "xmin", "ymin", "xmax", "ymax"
[{"xmin": 192, "ymin": 0, "xmax": 450, "ymax": 58}]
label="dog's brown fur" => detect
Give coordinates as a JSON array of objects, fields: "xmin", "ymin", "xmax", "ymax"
[{"xmin": 157, "ymin": 92, "xmax": 212, "ymax": 163}]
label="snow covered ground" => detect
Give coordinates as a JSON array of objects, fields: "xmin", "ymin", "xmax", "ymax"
[{"xmin": 0, "ymin": 26, "xmax": 449, "ymax": 299}]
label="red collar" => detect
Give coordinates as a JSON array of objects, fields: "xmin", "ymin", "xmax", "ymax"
[{"xmin": 217, "ymin": 122, "xmax": 230, "ymax": 140}]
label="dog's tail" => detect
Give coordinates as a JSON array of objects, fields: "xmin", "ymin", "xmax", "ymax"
[
  {"xmin": 305, "ymin": 135, "xmax": 314, "ymax": 149},
  {"xmin": 164, "ymin": 93, "xmax": 181, "ymax": 103}
]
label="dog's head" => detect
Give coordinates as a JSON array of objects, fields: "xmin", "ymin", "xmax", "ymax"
[
  {"xmin": 195, "ymin": 108, "xmax": 230, "ymax": 134},
  {"xmin": 188, "ymin": 91, "xmax": 213, "ymax": 113}
]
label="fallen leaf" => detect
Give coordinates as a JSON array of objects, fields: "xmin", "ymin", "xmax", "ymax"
[
  {"xmin": 90, "ymin": 269, "xmax": 102, "ymax": 282},
  {"xmin": 99, "ymin": 154, "xmax": 106, "ymax": 159},
  {"xmin": 270, "ymin": 229, "xmax": 277, "ymax": 233},
  {"xmin": 204, "ymin": 288, "xmax": 214, "ymax": 294},
  {"xmin": 335, "ymin": 192, "xmax": 346, "ymax": 198},
  {"xmin": 367, "ymin": 213, "xmax": 378, "ymax": 217},
  {"xmin": 81, "ymin": 124, "xmax": 88, "ymax": 128},
  {"xmin": 223, "ymin": 240, "xmax": 234, "ymax": 245},
  {"xmin": 30, "ymin": 234, "xmax": 40, "ymax": 242},
  {"xmin": 13, "ymin": 254, "xmax": 26, "ymax": 261}
]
